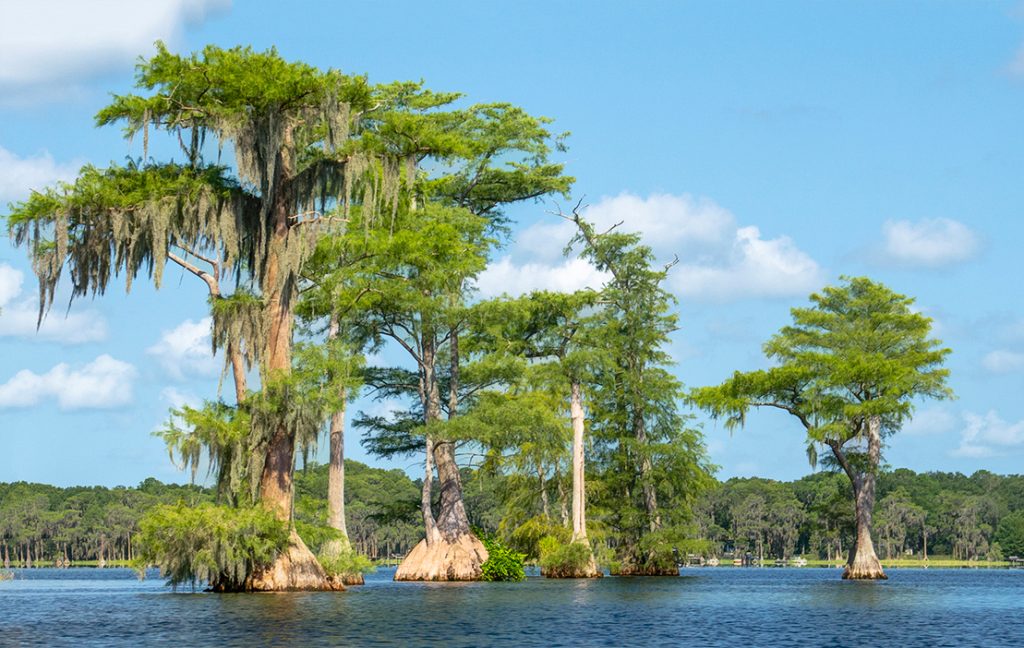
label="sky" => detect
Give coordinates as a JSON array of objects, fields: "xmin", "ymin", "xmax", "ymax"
[{"xmin": 2, "ymin": 0, "xmax": 1024, "ymax": 487}]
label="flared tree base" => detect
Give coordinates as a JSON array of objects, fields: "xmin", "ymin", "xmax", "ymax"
[
  {"xmin": 842, "ymin": 559, "xmax": 888, "ymax": 580},
  {"xmin": 842, "ymin": 547, "xmax": 887, "ymax": 580},
  {"xmin": 340, "ymin": 572, "xmax": 365, "ymax": 586},
  {"xmin": 243, "ymin": 530, "xmax": 345, "ymax": 592},
  {"xmin": 393, "ymin": 533, "xmax": 488, "ymax": 581}
]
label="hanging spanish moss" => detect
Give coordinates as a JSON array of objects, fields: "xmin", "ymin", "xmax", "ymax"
[{"xmin": 210, "ymin": 292, "xmax": 266, "ymax": 375}]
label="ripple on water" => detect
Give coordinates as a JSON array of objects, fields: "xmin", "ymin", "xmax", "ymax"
[{"xmin": 0, "ymin": 567, "xmax": 1021, "ymax": 647}]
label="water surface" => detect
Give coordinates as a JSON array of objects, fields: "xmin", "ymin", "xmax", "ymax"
[{"xmin": 1, "ymin": 567, "xmax": 1020, "ymax": 646}]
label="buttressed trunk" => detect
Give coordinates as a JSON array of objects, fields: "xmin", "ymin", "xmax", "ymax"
[
  {"xmin": 395, "ymin": 333, "xmax": 487, "ymax": 581},
  {"xmin": 843, "ymin": 415, "xmax": 887, "ymax": 580}
]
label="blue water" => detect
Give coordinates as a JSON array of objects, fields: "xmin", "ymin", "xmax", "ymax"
[{"xmin": 1, "ymin": 567, "xmax": 1021, "ymax": 647}]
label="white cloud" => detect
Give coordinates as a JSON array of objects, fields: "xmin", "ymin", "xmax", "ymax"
[
  {"xmin": 581, "ymin": 193, "xmax": 736, "ymax": 253},
  {"xmin": 951, "ymin": 410, "xmax": 1024, "ymax": 458},
  {"xmin": 146, "ymin": 317, "xmax": 217, "ymax": 380},
  {"xmin": 0, "ymin": 354, "xmax": 136, "ymax": 410},
  {"xmin": 503, "ymin": 193, "xmax": 823, "ymax": 301},
  {"xmin": 0, "ymin": 264, "xmax": 107, "ymax": 343},
  {"xmin": 880, "ymin": 218, "xmax": 979, "ymax": 268},
  {"xmin": 476, "ymin": 257, "xmax": 609, "ymax": 298},
  {"xmin": 982, "ymin": 349, "xmax": 1024, "ymax": 374},
  {"xmin": 0, "ymin": 265, "xmax": 22, "ymax": 307},
  {"xmin": 904, "ymin": 406, "xmax": 958, "ymax": 436},
  {"xmin": 0, "ymin": 146, "xmax": 80, "ymax": 202},
  {"xmin": 672, "ymin": 225, "xmax": 823, "ymax": 301},
  {"xmin": 0, "ymin": 0, "xmax": 229, "ymax": 103},
  {"xmin": 160, "ymin": 386, "xmax": 201, "ymax": 410}
]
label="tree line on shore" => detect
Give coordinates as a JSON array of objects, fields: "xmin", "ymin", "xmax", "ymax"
[
  {"xmin": 3, "ymin": 43, "xmax": 957, "ymax": 589},
  {"xmin": 5, "ymin": 465, "xmax": 1024, "ymax": 571}
]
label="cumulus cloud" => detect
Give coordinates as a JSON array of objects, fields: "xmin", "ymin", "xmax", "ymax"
[
  {"xmin": 476, "ymin": 257, "xmax": 609, "ymax": 298},
  {"xmin": 672, "ymin": 225, "xmax": 823, "ymax": 301},
  {"xmin": 982, "ymin": 349, "xmax": 1024, "ymax": 374},
  {"xmin": 0, "ymin": 146, "xmax": 80, "ymax": 202},
  {"xmin": 496, "ymin": 192, "xmax": 823, "ymax": 301},
  {"xmin": 0, "ymin": 264, "xmax": 107, "ymax": 344},
  {"xmin": 904, "ymin": 406, "xmax": 958, "ymax": 436},
  {"xmin": 0, "ymin": 354, "xmax": 136, "ymax": 410},
  {"xmin": 879, "ymin": 218, "xmax": 979, "ymax": 268},
  {"xmin": 951, "ymin": 410, "xmax": 1024, "ymax": 458},
  {"xmin": 0, "ymin": 0, "xmax": 229, "ymax": 103},
  {"xmin": 146, "ymin": 317, "xmax": 217, "ymax": 380}
]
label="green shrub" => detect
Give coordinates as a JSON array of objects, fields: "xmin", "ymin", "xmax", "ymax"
[
  {"xmin": 295, "ymin": 521, "xmax": 374, "ymax": 579},
  {"xmin": 478, "ymin": 531, "xmax": 526, "ymax": 582},
  {"xmin": 294, "ymin": 520, "xmax": 343, "ymax": 554},
  {"xmin": 539, "ymin": 536, "xmax": 594, "ymax": 575},
  {"xmin": 506, "ymin": 515, "xmax": 570, "ymax": 560},
  {"xmin": 133, "ymin": 503, "xmax": 289, "ymax": 591},
  {"xmin": 317, "ymin": 547, "xmax": 376, "ymax": 578}
]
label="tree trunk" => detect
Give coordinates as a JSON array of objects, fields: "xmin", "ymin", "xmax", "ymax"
[
  {"xmin": 842, "ymin": 415, "xmax": 887, "ymax": 580},
  {"xmin": 538, "ymin": 463, "xmax": 550, "ymax": 520},
  {"xmin": 229, "ymin": 342, "xmax": 247, "ymax": 404},
  {"xmin": 248, "ymin": 145, "xmax": 340, "ymax": 592},
  {"xmin": 395, "ymin": 331, "xmax": 487, "ymax": 581},
  {"xmin": 570, "ymin": 382, "xmax": 588, "ymax": 543},
  {"xmin": 545, "ymin": 380, "xmax": 599, "ymax": 579},
  {"xmin": 321, "ymin": 315, "xmax": 362, "ymax": 586}
]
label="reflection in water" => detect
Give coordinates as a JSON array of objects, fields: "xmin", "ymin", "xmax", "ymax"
[{"xmin": 1, "ymin": 567, "xmax": 1022, "ymax": 646}]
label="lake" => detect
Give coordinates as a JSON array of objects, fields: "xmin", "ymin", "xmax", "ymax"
[{"xmin": 1, "ymin": 566, "xmax": 1020, "ymax": 647}]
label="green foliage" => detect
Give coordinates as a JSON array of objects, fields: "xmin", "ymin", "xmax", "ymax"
[
  {"xmin": 996, "ymin": 510, "xmax": 1024, "ymax": 557},
  {"xmin": 539, "ymin": 537, "xmax": 593, "ymax": 574},
  {"xmin": 317, "ymin": 546, "xmax": 376, "ymax": 578},
  {"xmin": 564, "ymin": 211, "xmax": 715, "ymax": 571},
  {"xmin": 692, "ymin": 277, "xmax": 952, "ymax": 468},
  {"xmin": 156, "ymin": 401, "xmax": 253, "ymax": 505},
  {"xmin": 505, "ymin": 515, "xmax": 570, "ymax": 561},
  {"xmin": 477, "ymin": 529, "xmax": 527, "ymax": 582},
  {"xmin": 293, "ymin": 460, "xmax": 423, "ymax": 558},
  {"xmin": 294, "ymin": 520, "xmax": 375, "ymax": 577},
  {"xmin": 133, "ymin": 503, "xmax": 289, "ymax": 591}
]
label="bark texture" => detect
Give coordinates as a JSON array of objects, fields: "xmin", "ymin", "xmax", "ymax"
[
  {"xmin": 395, "ymin": 332, "xmax": 487, "ymax": 581},
  {"xmin": 839, "ymin": 415, "xmax": 887, "ymax": 580},
  {"xmin": 548, "ymin": 381, "xmax": 600, "ymax": 579},
  {"xmin": 249, "ymin": 139, "xmax": 336, "ymax": 591},
  {"xmin": 244, "ymin": 530, "xmax": 344, "ymax": 591}
]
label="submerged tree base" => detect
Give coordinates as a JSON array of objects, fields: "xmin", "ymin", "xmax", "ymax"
[
  {"xmin": 542, "ymin": 558, "xmax": 602, "ymax": 579},
  {"xmin": 842, "ymin": 558, "xmax": 888, "ymax": 580},
  {"xmin": 242, "ymin": 530, "xmax": 345, "ymax": 592},
  {"xmin": 394, "ymin": 533, "xmax": 488, "ymax": 581},
  {"xmin": 842, "ymin": 541, "xmax": 888, "ymax": 580},
  {"xmin": 614, "ymin": 564, "xmax": 679, "ymax": 576},
  {"xmin": 540, "ymin": 540, "xmax": 602, "ymax": 579}
]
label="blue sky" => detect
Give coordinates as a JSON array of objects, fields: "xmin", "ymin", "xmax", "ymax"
[{"xmin": 2, "ymin": 0, "xmax": 1024, "ymax": 487}]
